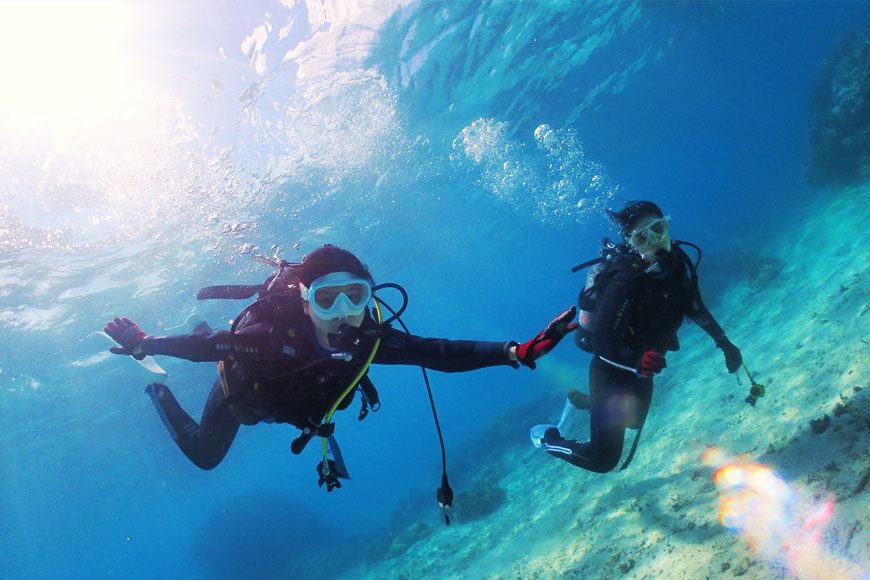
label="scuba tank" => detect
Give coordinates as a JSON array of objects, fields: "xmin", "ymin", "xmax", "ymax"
[
  {"xmin": 571, "ymin": 238, "xmax": 634, "ymax": 354},
  {"xmin": 575, "ymin": 262, "xmax": 605, "ymax": 353}
]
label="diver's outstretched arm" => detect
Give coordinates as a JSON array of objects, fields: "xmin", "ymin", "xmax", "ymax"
[{"xmin": 104, "ymin": 317, "xmax": 279, "ymax": 363}]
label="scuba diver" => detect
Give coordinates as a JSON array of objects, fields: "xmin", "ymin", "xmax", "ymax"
[
  {"xmin": 532, "ymin": 201, "xmax": 743, "ymax": 473},
  {"xmin": 105, "ymin": 244, "xmax": 576, "ymax": 495}
]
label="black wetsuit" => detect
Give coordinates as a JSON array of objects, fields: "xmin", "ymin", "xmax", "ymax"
[
  {"xmin": 546, "ymin": 247, "xmax": 727, "ymax": 472},
  {"xmin": 139, "ymin": 295, "xmax": 516, "ymax": 469}
]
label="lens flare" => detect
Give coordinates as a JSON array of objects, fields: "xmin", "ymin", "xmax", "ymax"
[{"xmin": 705, "ymin": 448, "xmax": 869, "ymax": 580}]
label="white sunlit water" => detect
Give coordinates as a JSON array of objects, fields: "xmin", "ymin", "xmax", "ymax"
[{"xmin": 2, "ymin": 1, "xmax": 870, "ymax": 579}]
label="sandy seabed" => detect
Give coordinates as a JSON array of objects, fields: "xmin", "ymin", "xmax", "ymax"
[{"xmin": 339, "ymin": 185, "xmax": 870, "ymax": 580}]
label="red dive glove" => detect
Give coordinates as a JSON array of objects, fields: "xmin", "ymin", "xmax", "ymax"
[
  {"xmin": 104, "ymin": 317, "xmax": 147, "ymax": 360},
  {"xmin": 515, "ymin": 306, "xmax": 578, "ymax": 369},
  {"xmin": 637, "ymin": 350, "xmax": 666, "ymax": 378}
]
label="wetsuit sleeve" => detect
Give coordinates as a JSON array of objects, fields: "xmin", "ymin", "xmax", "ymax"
[
  {"xmin": 590, "ymin": 276, "xmax": 639, "ymax": 369},
  {"xmin": 138, "ymin": 322, "xmax": 280, "ymax": 362},
  {"xmin": 372, "ymin": 327, "xmax": 517, "ymax": 372},
  {"xmin": 685, "ymin": 273, "xmax": 727, "ymax": 342},
  {"xmin": 688, "ymin": 302, "xmax": 726, "ymax": 341}
]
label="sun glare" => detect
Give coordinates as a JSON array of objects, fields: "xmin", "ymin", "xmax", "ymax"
[{"xmin": 0, "ymin": 1, "xmax": 139, "ymax": 135}]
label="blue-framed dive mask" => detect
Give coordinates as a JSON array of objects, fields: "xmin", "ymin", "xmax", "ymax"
[{"xmin": 300, "ymin": 272, "xmax": 373, "ymax": 320}]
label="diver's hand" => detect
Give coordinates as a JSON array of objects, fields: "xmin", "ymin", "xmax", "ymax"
[
  {"xmin": 104, "ymin": 317, "xmax": 147, "ymax": 360},
  {"xmin": 716, "ymin": 336, "xmax": 742, "ymax": 373},
  {"xmin": 515, "ymin": 306, "xmax": 578, "ymax": 369},
  {"xmin": 637, "ymin": 350, "xmax": 666, "ymax": 378}
]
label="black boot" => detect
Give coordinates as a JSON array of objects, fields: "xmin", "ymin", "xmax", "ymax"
[{"xmin": 568, "ymin": 389, "xmax": 590, "ymax": 410}]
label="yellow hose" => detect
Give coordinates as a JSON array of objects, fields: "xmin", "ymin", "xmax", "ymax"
[{"xmin": 320, "ymin": 300, "xmax": 383, "ymax": 463}]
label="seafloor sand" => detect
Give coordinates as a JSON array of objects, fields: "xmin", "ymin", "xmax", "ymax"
[{"xmin": 340, "ymin": 185, "xmax": 870, "ymax": 580}]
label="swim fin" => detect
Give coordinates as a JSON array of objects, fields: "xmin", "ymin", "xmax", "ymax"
[
  {"xmin": 98, "ymin": 331, "xmax": 168, "ymax": 384},
  {"xmin": 192, "ymin": 320, "xmax": 214, "ymax": 335},
  {"xmin": 145, "ymin": 382, "xmax": 202, "ymax": 442}
]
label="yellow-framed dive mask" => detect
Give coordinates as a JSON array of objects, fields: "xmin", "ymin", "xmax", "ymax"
[{"xmin": 629, "ymin": 215, "xmax": 671, "ymax": 250}]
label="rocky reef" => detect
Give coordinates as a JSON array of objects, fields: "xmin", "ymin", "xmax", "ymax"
[
  {"xmin": 450, "ymin": 482, "xmax": 508, "ymax": 523},
  {"xmin": 808, "ymin": 26, "xmax": 870, "ymax": 186},
  {"xmin": 699, "ymin": 239, "xmax": 786, "ymax": 307},
  {"xmin": 365, "ymin": 522, "xmax": 433, "ymax": 562}
]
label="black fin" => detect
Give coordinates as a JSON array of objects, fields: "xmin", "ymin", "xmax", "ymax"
[
  {"xmin": 196, "ymin": 284, "xmax": 263, "ymax": 300},
  {"xmin": 192, "ymin": 320, "xmax": 214, "ymax": 335}
]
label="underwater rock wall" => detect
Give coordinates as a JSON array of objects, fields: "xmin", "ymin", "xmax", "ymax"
[{"xmin": 808, "ymin": 26, "xmax": 870, "ymax": 187}]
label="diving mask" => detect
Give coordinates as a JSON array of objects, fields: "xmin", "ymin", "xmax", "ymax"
[
  {"xmin": 300, "ymin": 272, "xmax": 372, "ymax": 320},
  {"xmin": 629, "ymin": 215, "xmax": 671, "ymax": 250}
]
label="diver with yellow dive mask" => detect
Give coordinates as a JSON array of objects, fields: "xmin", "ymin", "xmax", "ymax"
[{"xmin": 534, "ymin": 201, "xmax": 744, "ymax": 473}]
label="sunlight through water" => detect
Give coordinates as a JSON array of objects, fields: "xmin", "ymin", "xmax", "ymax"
[{"xmin": 0, "ymin": 1, "xmax": 137, "ymax": 135}]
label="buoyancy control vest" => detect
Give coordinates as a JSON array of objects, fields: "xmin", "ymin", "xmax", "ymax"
[
  {"xmin": 572, "ymin": 240, "xmax": 702, "ymax": 355},
  {"xmin": 200, "ymin": 268, "xmax": 382, "ymax": 451},
  {"xmin": 223, "ymin": 295, "xmax": 380, "ymax": 426},
  {"xmin": 575, "ymin": 252, "xmax": 644, "ymax": 353}
]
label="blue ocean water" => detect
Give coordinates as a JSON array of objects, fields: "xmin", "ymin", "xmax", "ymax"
[{"xmin": 1, "ymin": 1, "xmax": 869, "ymax": 578}]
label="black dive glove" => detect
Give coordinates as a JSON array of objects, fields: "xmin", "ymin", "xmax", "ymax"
[
  {"xmin": 716, "ymin": 336, "xmax": 742, "ymax": 373},
  {"xmin": 104, "ymin": 317, "xmax": 147, "ymax": 360}
]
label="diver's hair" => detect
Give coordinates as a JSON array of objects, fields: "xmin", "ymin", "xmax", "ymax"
[
  {"xmin": 607, "ymin": 201, "xmax": 664, "ymax": 238},
  {"xmin": 296, "ymin": 244, "xmax": 373, "ymax": 286}
]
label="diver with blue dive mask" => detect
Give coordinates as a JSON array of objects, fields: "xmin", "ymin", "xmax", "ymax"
[{"xmin": 105, "ymin": 244, "xmax": 576, "ymax": 521}]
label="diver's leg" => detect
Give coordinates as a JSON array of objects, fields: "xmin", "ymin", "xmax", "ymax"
[
  {"xmin": 145, "ymin": 380, "xmax": 241, "ymax": 470},
  {"xmin": 545, "ymin": 359, "xmax": 629, "ymax": 473},
  {"xmin": 628, "ymin": 374, "xmax": 653, "ymax": 430}
]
